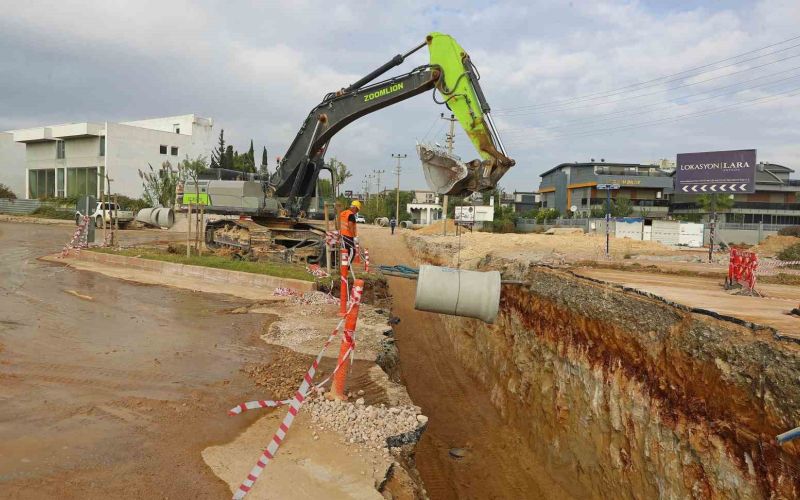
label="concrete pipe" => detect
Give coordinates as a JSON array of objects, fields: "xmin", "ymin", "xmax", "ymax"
[
  {"xmin": 400, "ymin": 220, "xmax": 412, "ymax": 229},
  {"xmin": 414, "ymin": 265, "xmax": 501, "ymax": 323},
  {"xmin": 374, "ymin": 217, "xmax": 389, "ymax": 227},
  {"xmin": 136, "ymin": 207, "xmax": 175, "ymax": 228},
  {"xmin": 153, "ymin": 207, "xmax": 175, "ymax": 228}
]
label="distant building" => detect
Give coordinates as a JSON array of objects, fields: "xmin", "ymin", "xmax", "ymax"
[
  {"xmin": 7, "ymin": 114, "xmax": 213, "ymax": 199},
  {"xmin": 407, "ymin": 190, "xmax": 441, "ymax": 226},
  {"xmin": 538, "ymin": 161, "xmax": 672, "ymax": 218},
  {"xmin": 512, "ymin": 191, "xmax": 539, "ymax": 214},
  {"xmin": 412, "ymin": 190, "xmax": 438, "ymax": 204},
  {"xmin": 0, "ymin": 132, "xmax": 26, "ymax": 196},
  {"xmin": 669, "ymin": 162, "xmax": 800, "ymax": 225}
]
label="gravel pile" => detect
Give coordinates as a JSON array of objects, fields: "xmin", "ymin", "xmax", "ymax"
[
  {"xmin": 290, "ymin": 291, "xmax": 337, "ymax": 306},
  {"xmin": 306, "ymin": 396, "xmax": 428, "ymax": 450}
]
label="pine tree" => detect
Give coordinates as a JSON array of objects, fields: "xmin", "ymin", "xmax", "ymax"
[
  {"xmin": 246, "ymin": 140, "xmax": 256, "ymax": 173},
  {"xmin": 260, "ymin": 146, "xmax": 269, "ymax": 176},
  {"xmin": 211, "ymin": 129, "xmax": 225, "ymax": 169},
  {"xmin": 223, "ymin": 145, "xmax": 234, "ymax": 170}
]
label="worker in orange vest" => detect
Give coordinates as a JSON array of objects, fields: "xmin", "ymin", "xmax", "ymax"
[{"xmin": 339, "ymin": 200, "xmax": 362, "ymax": 264}]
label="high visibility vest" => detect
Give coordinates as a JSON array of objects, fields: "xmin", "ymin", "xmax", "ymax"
[{"xmin": 339, "ymin": 208, "xmax": 357, "ymax": 237}]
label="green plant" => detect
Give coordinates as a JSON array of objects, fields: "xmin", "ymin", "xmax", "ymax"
[
  {"xmin": 31, "ymin": 205, "xmax": 74, "ymax": 220},
  {"xmin": 139, "ymin": 161, "xmax": 179, "ymax": 207},
  {"xmin": 696, "ymin": 194, "xmax": 734, "ymax": 213},
  {"xmin": 535, "ymin": 208, "xmax": 560, "ymax": 224},
  {"xmin": 777, "ymin": 242, "xmax": 800, "ymax": 262},
  {"xmin": 589, "ymin": 207, "xmax": 606, "ymax": 218},
  {"xmin": 777, "ymin": 226, "xmax": 800, "ymax": 237},
  {"xmin": 0, "ymin": 183, "xmax": 17, "ymax": 199},
  {"xmin": 611, "ymin": 196, "xmax": 633, "ymax": 217}
]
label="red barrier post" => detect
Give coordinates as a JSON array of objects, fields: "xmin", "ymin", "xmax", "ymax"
[
  {"xmin": 364, "ymin": 248, "xmax": 370, "ymax": 273},
  {"xmin": 339, "ymin": 248, "xmax": 349, "ymax": 316},
  {"xmin": 329, "ymin": 279, "xmax": 364, "ymax": 401}
]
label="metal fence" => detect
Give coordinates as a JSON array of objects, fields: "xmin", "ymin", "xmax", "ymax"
[
  {"xmin": 0, "ymin": 198, "xmax": 43, "ymax": 215},
  {"xmin": 0, "ymin": 198, "xmax": 74, "ymax": 217}
]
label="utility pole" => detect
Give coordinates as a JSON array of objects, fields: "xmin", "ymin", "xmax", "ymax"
[
  {"xmin": 709, "ymin": 193, "xmax": 717, "ymax": 263},
  {"xmin": 392, "ymin": 153, "xmax": 406, "ymax": 221},
  {"xmin": 441, "ymin": 113, "xmax": 457, "ymax": 235},
  {"xmin": 373, "ymin": 169, "xmax": 385, "ymax": 215}
]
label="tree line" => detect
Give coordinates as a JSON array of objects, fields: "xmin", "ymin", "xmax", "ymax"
[{"xmin": 210, "ymin": 129, "xmax": 270, "ymax": 175}]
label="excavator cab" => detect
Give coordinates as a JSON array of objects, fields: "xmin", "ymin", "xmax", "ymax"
[{"xmin": 419, "ymin": 33, "xmax": 514, "ymax": 195}]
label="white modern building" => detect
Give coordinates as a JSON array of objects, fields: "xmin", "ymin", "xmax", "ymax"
[
  {"xmin": 5, "ymin": 114, "xmax": 213, "ymax": 199},
  {"xmin": 0, "ymin": 132, "xmax": 26, "ymax": 196},
  {"xmin": 407, "ymin": 190, "xmax": 442, "ymax": 226}
]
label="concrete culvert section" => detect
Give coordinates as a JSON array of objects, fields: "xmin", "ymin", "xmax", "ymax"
[{"xmin": 358, "ymin": 225, "xmax": 800, "ymax": 499}]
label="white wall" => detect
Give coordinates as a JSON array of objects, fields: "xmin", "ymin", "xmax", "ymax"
[
  {"xmin": 106, "ymin": 121, "xmax": 213, "ymax": 198},
  {"xmin": 0, "ymin": 132, "xmax": 27, "ymax": 197}
]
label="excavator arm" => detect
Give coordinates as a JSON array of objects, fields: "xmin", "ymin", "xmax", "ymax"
[{"xmin": 268, "ymin": 32, "xmax": 514, "ymax": 215}]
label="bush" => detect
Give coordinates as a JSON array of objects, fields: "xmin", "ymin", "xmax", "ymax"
[
  {"xmin": 777, "ymin": 242, "xmax": 800, "ymax": 262},
  {"xmin": 0, "ymin": 183, "xmax": 17, "ymax": 199},
  {"xmin": 777, "ymin": 226, "xmax": 800, "ymax": 237},
  {"xmin": 113, "ymin": 194, "xmax": 149, "ymax": 212},
  {"xmin": 31, "ymin": 205, "xmax": 74, "ymax": 220}
]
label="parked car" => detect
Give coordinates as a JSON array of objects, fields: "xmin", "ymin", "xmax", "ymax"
[
  {"xmin": 76, "ymin": 202, "xmax": 135, "ymax": 228},
  {"xmin": 355, "ymin": 214, "xmax": 366, "ymax": 223}
]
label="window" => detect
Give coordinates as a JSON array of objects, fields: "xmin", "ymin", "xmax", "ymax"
[
  {"xmin": 56, "ymin": 140, "xmax": 65, "ymax": 159},
  {"xmin": 170, "ymin": 146, "xmax": 178, "ymax": 156},
  {"xmin": 28, "ymin": 169, "xmax": 56, "ymax": 199},
  {"xmin": 173, "ymin": 123, "xmax": 180, "ymax": 134},
  {"xmin": 57, "ymin": 168, "xmax": 65, "ymax": 197},
  {"xmin": 66, "ymin": 167, "xmax": 98, "ymax": 198},
  {"xmin": 99, "ymin": 136, "xmax": 106, "ymax": 157},
  {"xmin": 160, "ymin": 145, "xmax": 167, "ymax": 155}
]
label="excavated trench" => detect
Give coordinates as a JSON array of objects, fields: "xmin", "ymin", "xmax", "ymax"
[{"xmin": 404, "ymin": 238, "xmax": 800, "ymax": 499}]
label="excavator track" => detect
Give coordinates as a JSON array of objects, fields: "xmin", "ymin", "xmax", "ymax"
[{"xmin": 205, "ymin": 218, "xmax": 326, "ymax": 265}]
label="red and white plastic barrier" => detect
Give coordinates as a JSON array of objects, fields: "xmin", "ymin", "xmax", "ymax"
[
  {"xmin": 363, "ymin": 248, "xmax": 370, "ymax": 273},
  {"xmin": 60, "ymin": 216, "xmax": 90, "ymax": 257},
  {"xmin": 728, "ymin": 248, "xmax": 758, "ymax": 290},
  {"xmin": 229, "ymin": 284, "xmax": 363, "ymax": 499},
  {"xmin": 325, "ymin": 230, "xmax": 339, "ymax": 247}
]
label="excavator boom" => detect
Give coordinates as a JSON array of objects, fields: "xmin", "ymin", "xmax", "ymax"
[
  {"xmin": 268, "ymin": 32, "xmax": 514, "ymax": 213},
  {"xmin": 422, "ymin": 33, "xmax": 514, "ymax": 195}
]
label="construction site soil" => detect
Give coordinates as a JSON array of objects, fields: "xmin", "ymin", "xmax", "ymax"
[{"xmin": 394, "ymin": 226, "xmax": 800, "ymax": 498}]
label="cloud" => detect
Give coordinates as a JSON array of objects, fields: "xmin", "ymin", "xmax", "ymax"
[{"xmin": 1, "ymin": 0, "xmax": 799, "ymax": 195}]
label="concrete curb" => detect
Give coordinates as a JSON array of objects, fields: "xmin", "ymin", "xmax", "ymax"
[{"xmin": 75, "ymin": 250, "xmax": 316, "ymax": 292}]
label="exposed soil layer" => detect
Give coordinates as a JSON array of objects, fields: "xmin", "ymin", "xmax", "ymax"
[
  {"xmin": 408, "ymin": 232, "xmax": 800, "ymax": 498},
  {"xmin": 359, "ymin": 226, "xmax": 571, "ymax": 500}
]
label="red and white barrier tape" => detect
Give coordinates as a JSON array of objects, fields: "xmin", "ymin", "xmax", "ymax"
[
  {"xmin": 60, "ymin": 216, "xmax": 90, "ymax": 257},
  {"xmin": 229, "ymin": 287, "xmax": 362, "ymax": 499},
  {"xmin": 325, "ymin": 230, "xmax": 339, "ymax": 247},
  {"xmin": 306, "ymin": 264, "xmax": 330, "ymax": 278}
]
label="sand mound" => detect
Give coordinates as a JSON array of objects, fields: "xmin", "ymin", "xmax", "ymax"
[
  {"xmin": 751, "ymin": 235, "xmax": 799, "ymax": 257},
  {"xmin": 415, "ymin": 219, "xmax": 459, "ymax": 235}
]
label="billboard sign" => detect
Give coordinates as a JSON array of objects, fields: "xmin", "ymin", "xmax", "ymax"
[
  {"xmin": 455, "ymin": 205, "xmax": 494, "ymax": 223},
  {"xmin": 344, "ymin": 190, "xmax": 353, "ymax": 198},
  {"xmin": 676, "ymin": 149, "xmax": 756, "ymax": 194}
]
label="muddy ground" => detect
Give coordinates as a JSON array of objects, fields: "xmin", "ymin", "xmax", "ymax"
[{"xmin": 0, "ymin": 222, "xmax": 281, "ymax": 498}]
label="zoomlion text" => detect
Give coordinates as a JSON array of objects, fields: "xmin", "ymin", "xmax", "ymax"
[{"xmin": 364, "ymin": 83, "xmax": 404, "ymax": 102}]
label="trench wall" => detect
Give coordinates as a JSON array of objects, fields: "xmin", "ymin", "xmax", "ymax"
[{"xmin": 406, "ymin": 235, "xmax": 800, "ymax": 499}]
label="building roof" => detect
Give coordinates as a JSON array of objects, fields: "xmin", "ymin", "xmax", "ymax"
[{"xmin": 539, "ymin": 162, "xmax": 646, "ymax": 178}]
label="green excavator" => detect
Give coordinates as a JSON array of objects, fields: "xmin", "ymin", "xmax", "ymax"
[{"xmin": 194, "ymin": 32, "xmax": 514, "ymax": 263}]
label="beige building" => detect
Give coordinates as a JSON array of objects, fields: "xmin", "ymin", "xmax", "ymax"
[{"xmin": 7, "ymin": 114, "xmax": 213, "ymax": 200}]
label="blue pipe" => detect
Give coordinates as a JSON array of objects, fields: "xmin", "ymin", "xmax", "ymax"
[{"xmin": 776, "ymin": 426, "xmax": 800, "ymax": 444}]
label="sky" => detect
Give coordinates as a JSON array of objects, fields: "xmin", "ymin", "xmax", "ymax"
[{"xmin": 1, "ymin": 0, "xmax": 799, "ymax": 194}]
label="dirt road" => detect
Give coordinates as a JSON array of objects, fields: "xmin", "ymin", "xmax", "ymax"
[
  {"xmin": 359, "ymin": 226, "xmax": 569, "ymax": 499},
  {"xmin": 0, "ymin": 222, "xmax": 275, "ymax": 498}
]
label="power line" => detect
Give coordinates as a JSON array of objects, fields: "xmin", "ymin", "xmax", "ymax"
[
  {"xmin": 493, "ymin": 34, "xmax": 800, "ymax": 113},
  {"xmin": 499, "ymin": 69, "xmax": 800, "ymax": 136},
  {"xmin": 503, "ymin": 84, "xmax": 800, "ymax": 143},
  {"xmin": 502, "ymin": 54, "xmax": 800, "ymax": 116},
  {"xmin": 495, "ymin": 50, "xmax": 800, "ymax": 116}
]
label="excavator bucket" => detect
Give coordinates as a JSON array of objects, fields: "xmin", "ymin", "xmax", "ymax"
[
  {"xmin": 418, "ymin": 143, "xmax": 471, "ymax": 196},
  {"xmin": 421, "ymin": 32, "xmax": 515, "ymax": 196}
]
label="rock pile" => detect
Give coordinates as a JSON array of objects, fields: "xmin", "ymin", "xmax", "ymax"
[{"xmin": 306, "ymin": 396, "xmax": 428, "ymax": 450}]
